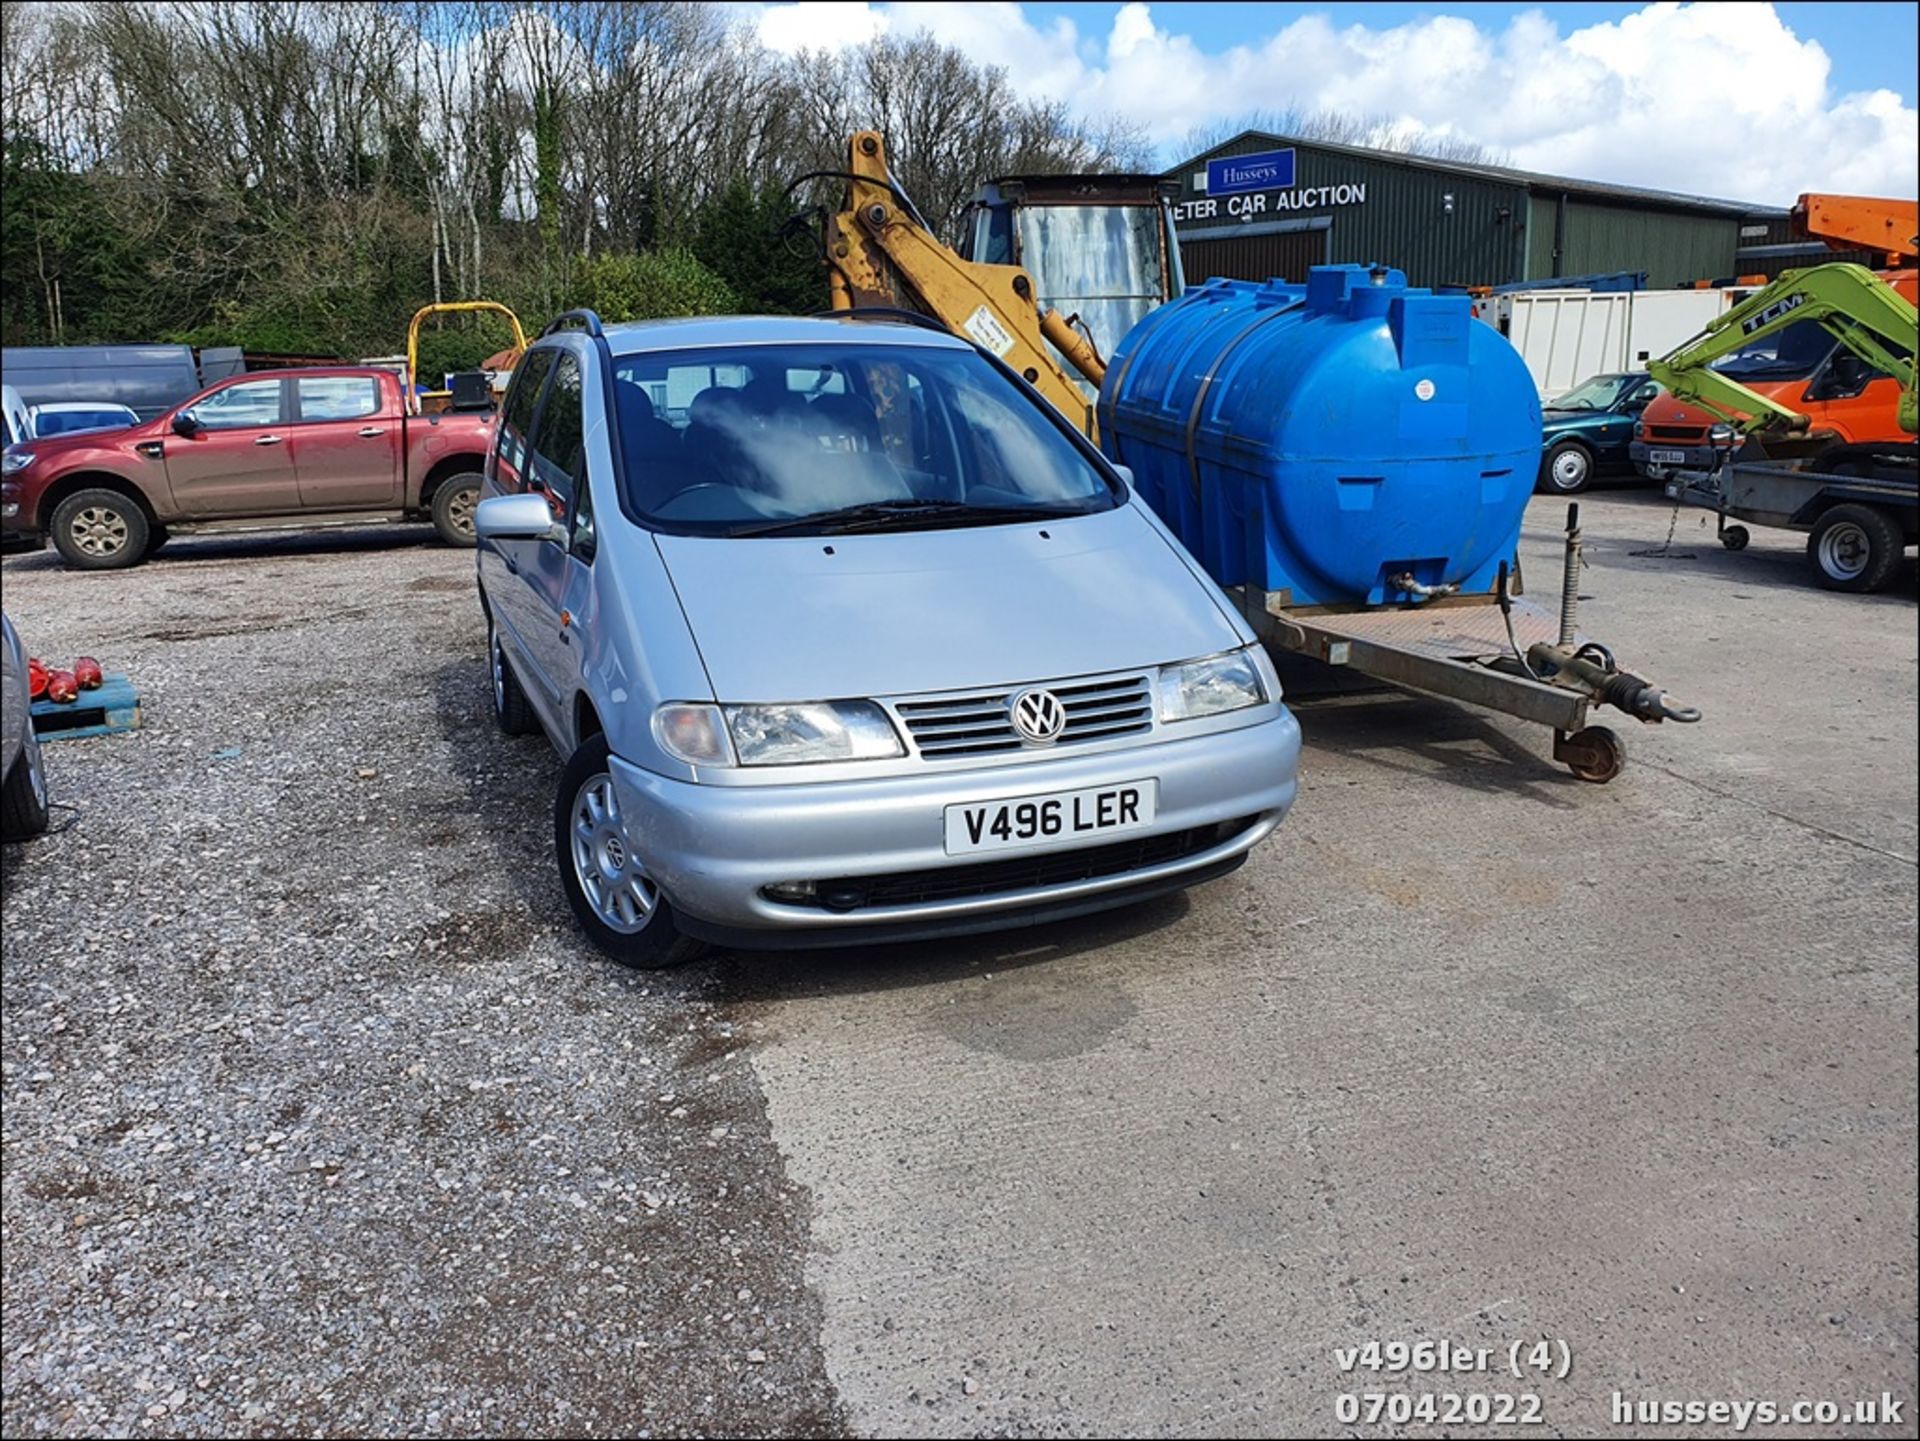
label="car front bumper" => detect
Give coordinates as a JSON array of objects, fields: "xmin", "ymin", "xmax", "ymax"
[{"xmin": 607, "ymin": 705, "xmax": 1302, "ymax": 943}]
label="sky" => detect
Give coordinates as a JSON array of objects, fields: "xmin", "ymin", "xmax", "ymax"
[{"xmin": 742, "ymin": 1, "xmax": 1920, "ymax": 204}]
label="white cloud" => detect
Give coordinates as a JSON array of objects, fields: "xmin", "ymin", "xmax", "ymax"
[{"xmin": 745, "ymin": 0, "xmax": 1918, "ymax": 203}]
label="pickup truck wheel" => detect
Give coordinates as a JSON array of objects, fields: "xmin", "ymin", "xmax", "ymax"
[
  {"xmin": 489, "ymin": 621, "xmax": 538, "ymax": 737},
  {"xmin": 49, "ymin": 489, "xmax": 150, "ymax": 570},
  {"xmin": 1538, "ymin": 440, "xmax": 1593, "ymax": 495},
  {"xmin": 431, "ymin": 474, "xmax": 482, "ymax": 547},
  {"xmin": 554, "ymin": 733, "xmax": 706, "ymax": 970},
  {"xmin": 1, "ymin": 722, "xmax": 51, "ymax": 839},
  {"xmin": 1807, "ymin": 504, "xmax": 1902, "ymax": 593}
]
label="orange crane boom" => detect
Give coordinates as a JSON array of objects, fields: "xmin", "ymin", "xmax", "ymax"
[{"xmin": 1792, "ymin": 193, "xmax": 1917, "ymax": 266}]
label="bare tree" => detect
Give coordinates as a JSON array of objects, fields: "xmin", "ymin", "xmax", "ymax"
[{"xmin": 1180, "ymin": 107, "xmax": 1507, "ymax": 167}]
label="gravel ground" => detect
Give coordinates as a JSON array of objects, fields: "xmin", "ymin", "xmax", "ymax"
[{"xmin": 0, "ymin": 528, "xmax": 844, "ymax": 1438}]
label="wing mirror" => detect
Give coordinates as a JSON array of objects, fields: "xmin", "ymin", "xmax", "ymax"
[
  {"xmin": 474, "ymin": 491, "xmax": 566, "ymax": 544},
  {"xmin": 171, "ymin": 412, "xmax": 201, "ymax": 437},
  {"xmin": 1110, "ymin": 463, "xmax": 1134, "ymax": 486}
]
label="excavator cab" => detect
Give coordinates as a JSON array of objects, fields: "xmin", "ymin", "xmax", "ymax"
[{"xmin": 962, "ymin": 174, "xmax": 1185, "ymax": 397}]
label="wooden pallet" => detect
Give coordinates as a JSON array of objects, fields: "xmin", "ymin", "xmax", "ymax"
[{"xmin": 30, "ymin": 672, "xmax": 142, "ymax": 741}]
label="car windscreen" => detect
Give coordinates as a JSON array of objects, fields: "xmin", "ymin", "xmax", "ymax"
[
  {"xmin": 1548, "ymin": 375, "xmax": 1633, "ymax": 410},
  {"xmin": 1710, "ymin": 317, "xmax": 1835, "ymax": 380},
  {"xmin": 607, "ymin": 341, "xmax": 1121, "ymax": 536}
]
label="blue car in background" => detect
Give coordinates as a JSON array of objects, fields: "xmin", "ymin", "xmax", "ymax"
[{"xmin": 1537, "ymin": 371, "xmax": 1663, "ymax": 494}]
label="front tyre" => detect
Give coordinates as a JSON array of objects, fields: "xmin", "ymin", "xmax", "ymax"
[
  {"xmin": 49, "ymin": 488, "xmax": 151, "ymax": 570},
  {"xmin": 431, "ymin": 473, "xmax": 483, "ymax": 547},
  {"xmin": 1539, "ymin": 440, "xmax": 1593, "ymax": 495},
  {"xmin": 554, "ymin": 733, "xmax": 706, "ymax": 970}
]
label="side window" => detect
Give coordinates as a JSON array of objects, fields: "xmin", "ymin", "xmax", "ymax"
[
  {"xmin": 296, "ymin": 376, "xmax": 380, "ymax": 422},
  {"xmin": 495, "ymin": 350, "xmax": 554, "ymax": 491},
  {"xmin": 527, "ymin": 353, "xmax": 585, "ymax": 517},
  {"xmin": 189, "ymin": 379, "xmax": 283, "ymax": 430}
]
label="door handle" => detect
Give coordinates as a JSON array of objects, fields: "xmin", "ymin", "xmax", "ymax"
[
  {"xmin": 503, "ymin": 554, "xmax": 519, "ymax": 575},
  {"xmin": 254, "ymin": 434, "xmax": 283, "ymax": 446},
  {"xmin": 357, "ymin": 426, "xmax": 386, "ymax": 437}
]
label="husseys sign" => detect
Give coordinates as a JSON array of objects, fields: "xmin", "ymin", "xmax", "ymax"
[{"xmin": 1172, "ymin": 147, "xmax": 1369, "ymax": 224}]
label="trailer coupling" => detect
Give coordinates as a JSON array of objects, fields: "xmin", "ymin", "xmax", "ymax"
[
  {"xmin": 1498, "ymin": 503, "xmax": 1700, "ymax": 725},
  {"xmin": 1522, "ymin": 641, "xmax": 1702, "ymax": 724}
]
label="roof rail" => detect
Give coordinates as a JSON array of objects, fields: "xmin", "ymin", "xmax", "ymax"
[
  {"xmin": 541, "ymin": 308, "xmax": 606, "ymax": 339},
  {"xmin": 810, "ymin": 305, "xmax": 953, "ymax": 335}
]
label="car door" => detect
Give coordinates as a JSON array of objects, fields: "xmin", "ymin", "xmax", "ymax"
[
  {"xmin": 162, "ymin": 378, "xmax": 297, "ymax": 517},
  {"xmin": 479, "ymin": 349, "xmax": 557, "ymax": 718},
  {"xmin": 288, "ymin": 375, "xmax": 401, "ymax": 508},
  {"xmin": 1599, "ymin": 379, "xmax": 1661, "ymax": 463},
  {"xmin": 515, "ymin": 351, "xmax": 593, "ymax": 719},
  {"xmin": 1798, "ymin": 350, "xmax": 1904, "ymax": 444}
]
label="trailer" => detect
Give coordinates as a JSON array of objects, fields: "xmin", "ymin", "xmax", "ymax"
[{"xmin": 1667, "ymin": 449, "xmax": 1919, "ymax": 592}]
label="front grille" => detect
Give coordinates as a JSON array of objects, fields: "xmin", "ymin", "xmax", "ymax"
[
  {"xmin": 780, "ymin": 816, "xmax": 1260, "ymax": 911},
  {"xmin": 1648, "ymin": 426, "xmax": 1703, "ymax": 441},
  {"xmin": 894, "ymin": 673, "xmax": 1154, "ymax": 758}
]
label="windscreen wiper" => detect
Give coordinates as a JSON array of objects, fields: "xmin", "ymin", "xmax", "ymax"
[{"xmin": 730, "ymin": 499, "xmax": 1084, "ymax": 537}]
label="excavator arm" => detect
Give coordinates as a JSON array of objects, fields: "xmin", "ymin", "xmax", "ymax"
[
  {"xmin": 816, "ymin": 132, "xmax": 1108, "ymax": 437},
  {"xmin": 1648, "ymin": 262, "xmax": 1918, "ymax": 436}
]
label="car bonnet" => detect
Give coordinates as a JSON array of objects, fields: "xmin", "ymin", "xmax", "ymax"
[{"xmin": 652, "ymin": 503, "xmax": 1245, "ymax": 703}]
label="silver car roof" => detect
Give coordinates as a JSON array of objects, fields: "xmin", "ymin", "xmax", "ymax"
[{"xmin": 601, "ymin": 313, "xmax": 971, "ymax": 358}]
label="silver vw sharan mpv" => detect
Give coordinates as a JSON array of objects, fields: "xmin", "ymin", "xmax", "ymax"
[{"xmin": 474, "ymin": 310, "xmax": 1300, "ymax": 968}]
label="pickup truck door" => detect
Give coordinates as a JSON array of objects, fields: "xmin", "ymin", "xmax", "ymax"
[
  {"xmin": 162, "ymin": 377, "xmax": 299, "ymax": 517},
  {"xmin": 288, "ymin": 375, "xmax": 402, "ymax": 508}
]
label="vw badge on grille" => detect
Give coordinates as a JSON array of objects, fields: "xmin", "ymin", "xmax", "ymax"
[{"xmin": 1010, "ymin": 688, "xmax": 1067, "ymax": 744}]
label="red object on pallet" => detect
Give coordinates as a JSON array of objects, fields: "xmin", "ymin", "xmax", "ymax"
[
  {"xmin": 27, "ymin": 657, "xmax": 48, "ymax": 700},
  {"xmin": 46, "ymin": 670, "xmax": 79, "ymax": 704},
  {"xmin": 74, "ymin": 657, "xmax": 104, "ymax": 690}
]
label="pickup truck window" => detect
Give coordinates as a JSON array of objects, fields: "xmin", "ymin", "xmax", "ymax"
[
  {"xmin": 295, "ymin": 376, "xmax": 381, "ymax": 423},
  {"xmin": 529, "ymin": 354, "xmax": 585, "ymax": 515},
  {"xmin": 496, "ymin": 349, "xmax": 554, "ymax": 490},
  {"xmin": 190, "ymin": 379, "xmax": 283, "ymax": 430}
]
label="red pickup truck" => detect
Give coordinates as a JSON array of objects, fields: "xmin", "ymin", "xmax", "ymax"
[{"xmin": 1, "ymin": 367, "xmax": 493, "ymax": 569}]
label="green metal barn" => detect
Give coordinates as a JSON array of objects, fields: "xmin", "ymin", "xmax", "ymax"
[{"xmin": 1168, "ymin": 131, "xmax": 1785, "ymax": 290}]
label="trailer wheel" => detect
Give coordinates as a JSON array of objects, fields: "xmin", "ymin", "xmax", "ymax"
[
  {"xmin": 1556, "ymin": 725, "xmax": 1625, "ymax": 784},
  {"xmin": 1807, "ymin": 504, "xmax": 1902, "ymax": 593},
  {"xmin": 1719, "ymin": 524, "xmax": 1750, "ymax": 551}
]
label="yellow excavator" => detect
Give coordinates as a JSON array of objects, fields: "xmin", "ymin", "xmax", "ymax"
[{"xmin": 795, "ymin": 131, "xmax": 1180, "ymax": 439}]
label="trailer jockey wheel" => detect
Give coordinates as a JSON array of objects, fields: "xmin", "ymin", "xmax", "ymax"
[
  {"xmin": 1719, "ymin": 524, "xmax": 1750, "ymax": 551},
  {"xmin": 1555, "ymin": 725, "xmax": 1626, "ymax": 784}
]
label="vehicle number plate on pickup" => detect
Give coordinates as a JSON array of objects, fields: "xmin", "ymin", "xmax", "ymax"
[
  {"xmin": 1649, "ymin": 448, "xmax": 1687, "ymax": 464},
  {"xmin": 944, "ymin": 780, "xmax": 1157, "ymax": 856}
]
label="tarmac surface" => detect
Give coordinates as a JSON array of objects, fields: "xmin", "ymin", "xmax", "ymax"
[{"xmin": 2, "ymin": 486, "xmax": 1914, "ymax": 1437}]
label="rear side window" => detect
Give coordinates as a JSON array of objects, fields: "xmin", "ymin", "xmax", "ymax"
[
  {"xmin": 527, "ymin": 354, "xmax": 585, "ymax": 513},
  {"xmin": 190, "ymin": 379, "xmax": 283, "ymax": 430},
  {"xmin": 296, "ymin": 376, "xmax": 380, "ymax": 422},
  {"xmin": 495, "ymin": 350, "xmax": 554, "ymax": 490}
]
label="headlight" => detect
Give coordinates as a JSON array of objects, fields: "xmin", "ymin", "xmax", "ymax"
[
  {"xmin": 726, "ymin": 700, "xmax": 904, "ymax": 765},
  {"xmin": 1157, "ymin": 647, "xmax": 1269, "ymax": 722},
  {"xmin": 1633, "ymin": 422, "xmax": 1646, "ymax": 439},
  {"xmin": 2, "ymin": 450, "xmax": 34, "ymax": 475},
  {"xmin": 652, "ymin": 703, "xmax": 734, "ymax": 766},
  {"xmin": 1708, "ymin": 424, "xmax": 1736, "ymax": 444}
]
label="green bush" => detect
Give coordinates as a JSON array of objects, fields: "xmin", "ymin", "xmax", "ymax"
[{"xmin": 568, "ymin": 248, "xmax": 738, "ymax": 323}]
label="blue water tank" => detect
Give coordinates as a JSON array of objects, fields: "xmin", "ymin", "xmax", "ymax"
[{"xmin": 1098, "ymin": 266, "xmax": 1542, "ymax": 607}]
